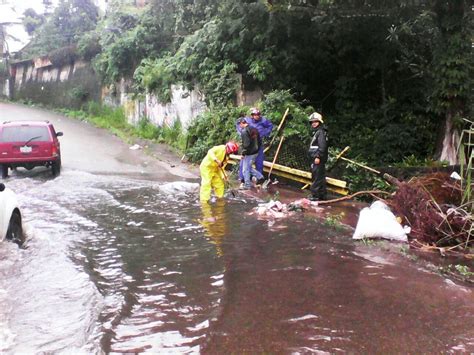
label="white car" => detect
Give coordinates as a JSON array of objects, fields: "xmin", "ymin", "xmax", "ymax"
[{"xmin": 0, "ymin": 183, "xmax": 23, "ymax": 245}]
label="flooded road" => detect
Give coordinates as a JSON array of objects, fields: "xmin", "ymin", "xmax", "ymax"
[{"xmin": 0, "ymin": 103, "xmax": 473, "ymax": 353}]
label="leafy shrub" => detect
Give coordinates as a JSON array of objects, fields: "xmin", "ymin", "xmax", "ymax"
[
  {"xmin": 77, "ymin": 31, "xmax": 102, "ymax": 60},
  {"xmin": 134, "ymin": 56, "xmax": 174, "ymax": 103},
  {"xmin": 69, "ymin": 86, "xmax": 90, "ymax": 102},
  {"xmin": 136, "ymin": 117, "xmax": 161, "ymax": 140},
  {"xmin": 185, "ymin": 105, "xmax": 243, "ymax": 162},
  {"xmin": 49, "ymin": 45, "xmax": 79, "ymax": 67}
]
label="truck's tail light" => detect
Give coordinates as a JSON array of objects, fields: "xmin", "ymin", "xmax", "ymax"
[{"xmin": 52, "ymin": 144, "xmax": 58, "ymax": 157}]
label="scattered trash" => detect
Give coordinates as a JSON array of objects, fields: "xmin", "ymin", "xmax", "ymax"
[
  {"xmin": 288, "ymin": 198, "xmax": 312, "ymax": 212},
  {"xmin": 255, "ymin": 200, "xmax": 288, "ymax": 219},
  {"xmin": 253, "ymin": 198, "xmax": 323, "ymax": 219},
  {"xmin": 129, "ymin": 144, "xmax": 141, "ymax": 150},
  {"xmin": 353, "ymin": 200, "xmax": 410, "ymax": 242},
  {"xmin": 450, "ymin": 171, "xmax": 462, "ymax": 180}
]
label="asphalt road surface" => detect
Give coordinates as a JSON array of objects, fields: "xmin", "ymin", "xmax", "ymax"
[{"xmin": 0, "ymin": 102, "xmax": 198, "ymax": 181}]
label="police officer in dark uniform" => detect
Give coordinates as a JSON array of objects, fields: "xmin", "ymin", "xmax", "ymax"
[{"xmin": 307, "ymin": 112, "xmax": 328, "ymax": 201}]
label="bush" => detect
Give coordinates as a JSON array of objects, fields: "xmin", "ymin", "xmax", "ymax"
[
  {"xmin": 77, "ymin": 31, "xmax": 102, "ymax": 61},
  {"xmin": 136, "ymin": 117, "xmax": 161, "ymax": 140},
  {"xmin": 69, "ymin": 86, "xmax": 90, "ymax": 102},
  {"xmin": 49, "ymin": 46, "xmax": 79, "ymax": 67},
  {"xmin": 185, "ymin": 105, "xmax": 243, "ymax": 162}
]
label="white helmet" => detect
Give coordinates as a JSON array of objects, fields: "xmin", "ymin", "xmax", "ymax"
[{"xmin": 309, "ymin": 112, "xmax": 324, "ymax": 123}]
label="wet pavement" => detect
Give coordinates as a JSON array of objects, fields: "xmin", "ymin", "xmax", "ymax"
[{"xmin": 0, "ymin": 103, "xmax": 473, "ymax": 353}]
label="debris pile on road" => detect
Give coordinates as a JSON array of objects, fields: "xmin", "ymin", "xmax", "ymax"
[
  {"xmin": 252, "ymin": 198, "xmax": 323, "ymax": 219},
  {"xmin": 386, "ymin": 172, "xmax": 473, "ymax": 252}
]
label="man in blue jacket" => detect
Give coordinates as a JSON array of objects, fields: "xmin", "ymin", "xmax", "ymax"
[{"xmin": 236, "ymin": 107, "xmax": 273, "ymax": 183}]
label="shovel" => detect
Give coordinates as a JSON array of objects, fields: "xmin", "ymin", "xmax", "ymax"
[
  {"xmin": 262, "ymin": 135, "xmax": 285, "ymax": 190},
  {"xmin": 219, "ymin": 165, "xmax": 236, "ymax": 197}
]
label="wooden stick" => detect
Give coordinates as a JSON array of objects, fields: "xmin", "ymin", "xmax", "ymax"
[
  {"xmin": 339, "ymin": 156, "xmax": 401, "ymax": 186},
  {"xmin": 339, "ymin": 156, "xmax": 381, "ymax": 175},
  {"xmin": 315, "ymin": 190, "xmax": 391, "ymax": 205},
  {"xmin": 262, "ymin": 136, "xmax": 285, "ymax": 189},
  {"xmin": 267, "ymin": 136, "xmax": 284, "ymax": 178},
  {"xmin": 327, "ymin": 145, "xmax": 350, "ymax": 173},
  {"xmin": 264, "ymin": 108, "xmax": 289, "ymax": 153}
]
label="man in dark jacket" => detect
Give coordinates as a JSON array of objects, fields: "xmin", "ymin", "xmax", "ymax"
[
  {"xmin": 307, "ymin": 112, "xmax": 328, "ymax": 201},
  {"xmin": 235, "ymin": 107, "xmax": 273, "ymax": 182},
  {"xmin": 237, "ymin": 117, "xmax": 265, "ymax": 189}
]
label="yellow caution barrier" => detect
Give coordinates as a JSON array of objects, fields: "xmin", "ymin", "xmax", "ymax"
[{"xmin": 228, "ymin": 154, "xmax": 349, "ymax": 196}]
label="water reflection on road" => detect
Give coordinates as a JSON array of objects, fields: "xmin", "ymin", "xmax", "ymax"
[{"xmin": 0, "ymin": 169, "xmax": 473, "ymax": 353}]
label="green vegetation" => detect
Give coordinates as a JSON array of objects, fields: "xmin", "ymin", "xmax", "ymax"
[
  {"xmin": 14, "ymin": 0, "xmax": 473, "ymax": 169},
  {"xmin": 324, "ymin": 213, "xmax": 345, "ymax": 230},
  {"xmin": 459, "ymin": 124, "xmax": 473, "ymax": 211},
  {"xmin": 18, "ymin": 0, "xmax": 99, "ymax": 59},
  {"xmin": 0, "ymin": 60, "xmax": 8, "ymax": 78},
  {"xmin": 359, "ymin": 238, "xmax": 381, "ymax": 247},
  {"xmin": 438, "ymin": 264, "xmax": 474, "ymax": 282},
  {"xmin": 59, "ymin": 102, "xmax": 185, "ymax": 150},
  {"xmin": 399, "ymin": 246, "xmax": 419, "ymax": 261}
]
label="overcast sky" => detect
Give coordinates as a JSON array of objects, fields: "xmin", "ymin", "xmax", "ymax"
[
  {"xmin": 1, "ymin": 0, "xmax": 106, "ymax": 53},
  {"xmin": 0, "ymin": 0, "xmax": 59, "ymax": 52}
]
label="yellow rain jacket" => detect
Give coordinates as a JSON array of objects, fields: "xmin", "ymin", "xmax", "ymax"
[{"xmin": 199, "ymin": 145, "xmax": 228, "ymax": 202}]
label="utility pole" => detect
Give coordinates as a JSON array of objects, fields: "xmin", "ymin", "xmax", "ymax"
[
  {"xmin": 0, "ymin": 23, "xmax": 12, "ymax": 98},
  {"xmin": 0, "ymin": 24, "xmax": 4, "ymax": 57}
]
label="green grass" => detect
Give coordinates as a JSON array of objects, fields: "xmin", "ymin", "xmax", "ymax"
[
  {"xmin": 60, "ymin": 102, "xmax": 186, "ymax": 150},
  {"xmin": 438, "ymin": 264, "xmax": 474, "ymax": 281},
  {"xmin": 324, "ymin": 213, "xmax": 346, "ymax": 231}
]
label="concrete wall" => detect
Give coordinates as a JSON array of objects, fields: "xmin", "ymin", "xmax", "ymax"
[
  {"xmin": 102, "ymin": 77, "xmax": 262, "ymax": 129},
  {"xmin": 101, "ymin": 78, "xmax": 208, "ymax": 129},
  {"xmin": 10, "ymin": 58, "xmax": 262, "ymax": 130},
  {"xmin": 12, "ymin": 59, "xmax": 101, "ymax": 109}
]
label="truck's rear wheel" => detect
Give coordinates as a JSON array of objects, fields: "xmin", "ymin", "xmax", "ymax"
[
  {"xmin": 1, "ymin": 165, "xmax": 8, "ymax": 179},
  {"xmin": 52, "ymin": 159, "xmax": 61, "ymax": 177}
]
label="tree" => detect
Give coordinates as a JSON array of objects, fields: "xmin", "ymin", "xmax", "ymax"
[
  {"xmin": 22, "ymin": 8, "xmax": 46, "ymax": 35},
  {"xmin": 21, "ymin": 0, "xmax": 99, "ymax": 58},
  {"xmin": 431, "ymin": 0, "xmax": 472, "ymax": 164}
]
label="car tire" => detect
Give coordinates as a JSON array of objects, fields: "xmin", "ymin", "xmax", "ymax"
[
  {"xmin": 6, "ymin": 211, "xmax": 24, "ymax": 246},
  {"xmin": 1, "ymin": 165, "xmax": 8, "ymax": 179},
  {"xmin": 52, "ymin": 158, "xmax": 61, "ymax": 177}
]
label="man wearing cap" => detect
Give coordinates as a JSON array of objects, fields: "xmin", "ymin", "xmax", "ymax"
[
  {"xmin": 236, "ymin": 117, "xmax": 265, "ymax": 189},
  {"xmin": 235, "ymin": 108, "xmax": 273, "ymax": 183},
  {"xmin": 308, "ymin": 112, "xmax": 328, "ymax": 201}
]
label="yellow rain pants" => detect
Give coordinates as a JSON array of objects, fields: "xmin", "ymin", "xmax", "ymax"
[
  {"xmin": 199, "ymin": 145, "xmax": 227, "ymax": 202},
  {"xmin": 199, "ymin": 199, "xmax": 227, "ymax": 257}
]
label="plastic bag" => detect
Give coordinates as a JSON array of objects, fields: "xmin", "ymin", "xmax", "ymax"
[{"xmin": 352, "ymin": 201, "xmax": 410, "ymax": 242}]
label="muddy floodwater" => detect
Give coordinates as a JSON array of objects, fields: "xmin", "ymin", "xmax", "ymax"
[{"xmin": 1, "ymin": 169, "xmax": 473, "ymax": 353}]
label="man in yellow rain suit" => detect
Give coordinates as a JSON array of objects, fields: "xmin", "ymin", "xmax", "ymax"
[{"xmin": 199, "ymin": 141, "xmax": 239, "ymax": 202}]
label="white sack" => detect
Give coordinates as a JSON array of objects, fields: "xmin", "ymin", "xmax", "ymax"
[{"xmin": 353, "ymin": 201, "xmax": 410, "ymax": 242}]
